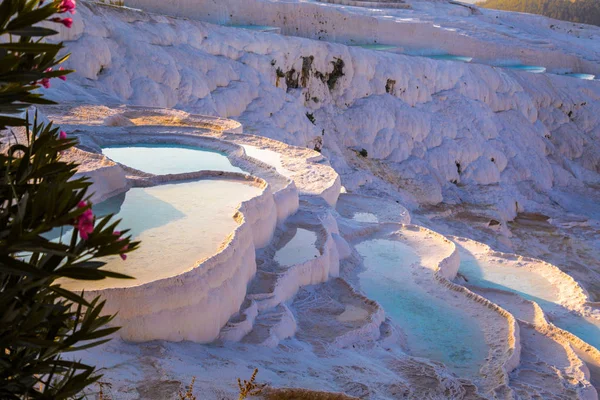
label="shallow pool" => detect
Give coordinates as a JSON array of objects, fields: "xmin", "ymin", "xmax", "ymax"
[
  {"xmin": 226, "ymin": 24, "xmax": 280, "ymax": 33},
  {"xmin": 457, "ymin": 249, "xmax": 559, "ymax": 305},
  {"xmin": 274, "ymin": 228, "xmax": 320, "ymax": 266},
  {"xmin": 102, "ymin": 144, "xmax": 245, "ymax": 175},
  {"xmin": 242, "ymin": 144, "xmax": 292, "ymax": 177},
  {"xmin": 552, "ymin": 314, "xmax": 600, "ymax": 351},
  {"xmin": 456, "ymin": 244, "xmax": 600, "ymax": 354},
  {"xmin": 426, "ymin": 54, "xmax": 473, "ymax": 62},
  {"xmin": 356, "ymin": 238, "xmax": 488, "ymax": 377},
  {"xmin": 504, "ymin": 65, "xmax": 546, "ymax": 73},
  {"xmin": 563, "ymin": 73, "xmax": 596, "ymax": 80},
  {"xmin": 61, "ymin": 179, "xmax": 262, "ymax": 290},
  {"xmin": 353, "ymin": 44, "xmax": 401, "ymax": 52}
]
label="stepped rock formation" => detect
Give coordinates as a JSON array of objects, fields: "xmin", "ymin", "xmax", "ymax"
[{"xmin": 40, "ymin": 0, "xmax": 600, "ymax": 398}]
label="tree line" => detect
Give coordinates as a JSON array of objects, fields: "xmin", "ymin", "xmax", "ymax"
[{"xmin": 480, "ymin": 0, "xmax": 600, "ymax": 27}]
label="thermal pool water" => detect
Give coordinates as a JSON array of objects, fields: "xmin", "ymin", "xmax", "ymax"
[
  {"xmin": 61, "ymin": 179, "xmax": 262, "ymax": 290},
  {"xmin": 456, "ymin": 241, "xmax": 600, "ymax": 361},
  {"xmin": 102, "ymin": 144, "xmax": 245, "ymax": 175},
  {"xmin": 274, "ymin": 228, "xmax": 320, "ymax": 267},
  {"xmin": 457, "ymin": 247, "xmax": 560, "ymax": 305},
  {"xmin": 355, "ymin": 238, "xmax": 489, "ymax": 378}
]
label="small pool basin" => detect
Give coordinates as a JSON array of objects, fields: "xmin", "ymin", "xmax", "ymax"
[{"xmin": 102, "ymin": 144, "xmax": 245, "ymax": 175}]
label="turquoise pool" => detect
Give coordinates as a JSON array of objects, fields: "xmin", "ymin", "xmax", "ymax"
[
  {"xmin": 356, "ymin": 238, "xmax": 488, "ymax": 377},
  {"xmin": 504, "ymin": 65, "xmax": 546, "ymax": 73},
  {"xmin": 60, "ymin": 179, "xmax": 262, "ymax": 290},
  {"xmin": 102, "ymin": 144, "xmax": 245, "ymax": 175},
  {"xmin": 563, "ymin": 73, "xmax": 596, "ymax": 80},
  {"xmin": 456, "ymin": 243, "xmax": 600, "ymax": 355},
  {"xmin": 226, "ymin": 24, "xmax": 280, "ymax": 33},
  {"xmin": 457, "ymin": 250, "xmax": 559, "ymax": 305},
  {"xmin": 353, "ymin": 44, "xmax": 401, "ymax": 52},
  {"xmin": 426, "ymin": 54, "xmax": 473, "ymax": 62},
  {"xmin": 552, "ymin": 313, "xmax": 600, "ymax": 351}
]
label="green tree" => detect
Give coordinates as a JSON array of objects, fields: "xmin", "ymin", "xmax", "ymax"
[{"xmin": 0, "ymin": 1, "xmax": 139, "ymax": 398}]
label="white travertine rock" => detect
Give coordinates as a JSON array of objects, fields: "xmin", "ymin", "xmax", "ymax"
[
  {"xmin": 48, "ymin": 2, "xmax": 600, "ymax": 216},
  {"xmin": 86, "ymin": 176, "xmax": 275, "ymax": 342},
  {"xmin": 125, "ymin": 0, "xmax": 600, "ymax": 75},
  {"xmin": 38, "ymin": 1, "xmax": 600, "ymax": 397}
]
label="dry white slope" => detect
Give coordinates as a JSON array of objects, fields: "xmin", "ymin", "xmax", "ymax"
[{"xmin": 49, "ymin": 1, "xmax": 600, "ymax": 218}]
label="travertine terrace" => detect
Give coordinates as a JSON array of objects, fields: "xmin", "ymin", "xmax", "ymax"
[{"xmin": 32, "ymin": 0, "xmax": 600, "ymax": 398}]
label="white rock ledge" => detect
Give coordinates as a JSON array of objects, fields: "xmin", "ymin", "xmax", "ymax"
[
  {"xmin": 67, "ymin": 134, "xmax": 298, "ymax": 342},
  {"xmin": 81, "ymin": 173, "xmax": 274, "ymax": 342},
  {"xmin": 126, "ymin": 0, "xmax": 600, "ymax": 75},
  {"xmin": 348, "ymin": 223, "xmax": 521, "ymax": 394},
  {"xmin": 74, "ymin": 129, "xmax": 302, "ymax": 228}
]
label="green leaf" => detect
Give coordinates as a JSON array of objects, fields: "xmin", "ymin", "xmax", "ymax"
[
  {"xmin": 0, "ymin": 71, "xmax": 42, "ymax": 83},
  {"xmin": 99, "ymin": 270, "xmax": 135, "ymax": 280},
  {"xmin": 0, "ymin": 116, "xmax": 26, "ymax": 127},
  {"xmin": 6, "ymin": 4, "xmax": 61, "ymax": 31},
  {"xmin": 49, "ymin": 285, "xmax": 91, "ymax": 307},
  {"xmin": 8, "ymin": 26, "xmax": 59, "ymax": 37},
  {"xmin": 45, "ymin": 69, "xmax": 74, "ymax": 78},
  {"xmin": 63, "ymin": 339, "xmax": 114, "ymax": 352},
  {"xmin": 0, "ymin": 256, "xmax": 52, "ymax": 278},
  {"xmin": 63, "ymin": 262, "xmax": 104, "ymax": 273},
  {"xmin": 0, "ymin": 0, "xmax": 13, "ymax": 29},
  {"xmin": 54, "ymin": 53, "xmax": 72, "ymax": 65},
  {"xmin": 24, "ymin": 95, "xmax": 56, "ymax": 105},
  {"xmin": 74, "ymin": 327, "xmax": 121, "ymax": 341},
  {"xmin": 56, "ymin": 267, "xmax": 119, "ymax": 281},
  {"xmin": 0, "ymin": 42, "xmax": 62, "ymax": 53},
  {"xmin": 0, "ymin": 8, "xmax": 138, "ymax": 396}
]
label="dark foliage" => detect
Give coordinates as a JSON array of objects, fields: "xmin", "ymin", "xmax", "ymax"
[{"xmin": 0, "ymin": 1, "xmax": 139, "ymax": 398}]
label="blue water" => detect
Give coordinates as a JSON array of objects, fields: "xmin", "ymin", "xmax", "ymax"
[
  {"xmin": 457, "ymin": 251, "xmax": 558, "ymax": 306},
  {"xmin": 227, "ymin": 24, "xmax": 280, "ymax": 33},
  {"xmin": 102, "ymin": 144, "xmax": 245, "ymax": 175},
  {"xmin": 354, "ymin": 44, "xmax": 401, "ymax": 52},
  {"xmin": 457, "ymin": 245, "xmax": 600, "ymax": 354},
  {"xmin": 59, "ymin": 179, "xmax": 262, "ymax": 290},
  {"xmin": 48, "ymin": 188, "xmax": 184, "ymax": 242},
  {"xmin": 504, "ymin": 65, "xmax": 546, "ymax": 73},
  {"xmin": 563, "ymin": 73, "xmax": 596, "ymax": 80},
  {"xmin": 92, "ymin": 188, "xmax": 186, "ymax": 238},
  {"xmin": 552, "ymin": 314, "xmax": 600, "ymax": 351},
  {"xmin": 356, "ymin": 238, "xmax": 488, "ymax": 377},
  {"xmin": 426, "ymin": 54, "xmax": 473, "ymax": 62}
]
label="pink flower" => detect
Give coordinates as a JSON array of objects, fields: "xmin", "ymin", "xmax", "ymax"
[
  {"xmin": 58, "ymin": 67, "xmax": 67, "ymax": 81},
  {"xmin": 39, "ymin": 78, "xmax": 51, "ymax": 88},
  {"xmin": 59, "ymin": 130, "xmax": 67, "ymax": 139},
  {"xmin": 75, "ymin": 201, "xmax": 94, "ymax": 240},
  {"xmin": 119, "ymin": 242, "xmax": 129, "ymax": 259},
  {"xmin": 113, "ymin": 231, "xmax": 129, "ymax": 260},
  {"xmin": 60, "ymin": 0, "xmax": 76, "ymax": 14},
  {"xmin": 51, "ymin": 17, "xmax": 73, "ymax": 28}
]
